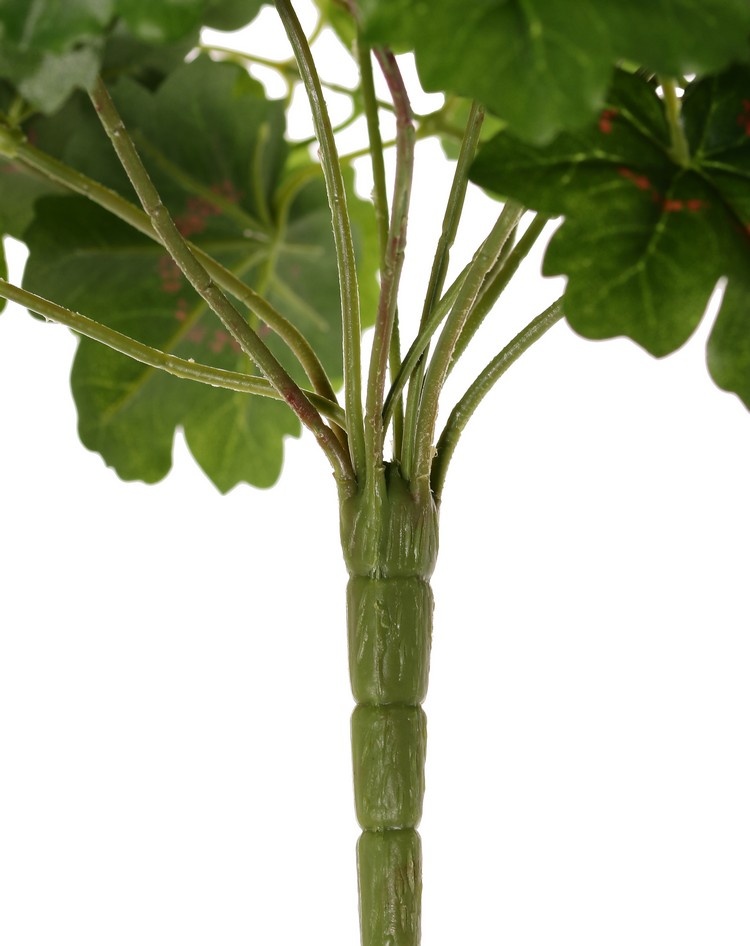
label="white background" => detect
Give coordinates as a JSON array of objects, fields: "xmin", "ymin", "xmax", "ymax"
[{"xmin": 1, "ymin": 5, "xmax": 750, "ymax": 944}]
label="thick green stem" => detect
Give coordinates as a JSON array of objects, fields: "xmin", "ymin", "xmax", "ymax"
[
  {"xmin": 1, "ymin": 126, "xmax": 338, "ymax": 404},
  {"xmin": 340, "ymin": 464, "xmax": 438, "ymax": 946},
  {"xmin": 88, "ymin": 75, "xmax": 355, "ymax": 487},
  {"xmin": 0, "ymin": 279, "xmax": 346, "ymax": 428},
  {"xmin": 432, "ymin": 298, "xmax": 565, "ymax": 500},
  {"xmin": 276, "ymin": 0, "xmax": 366, "ymax": 478}
]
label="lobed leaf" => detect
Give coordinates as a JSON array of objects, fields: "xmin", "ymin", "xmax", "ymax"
[
  {"xmin": 0, "ymin": 0, "xmax": 266, "ymax": 114},
  {"xmin": 362, "ymin": 0, "xmax": 750, "ymax": 143},
  {"xmin": 20, "ymin": 57, "xmax": 377, "ymax": 490},
  {"xmin": 471, "ymin": 64, "xmax": 750, "ymax": 404}
]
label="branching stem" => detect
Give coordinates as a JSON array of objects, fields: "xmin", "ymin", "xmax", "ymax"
[
  {"xmin": 364, "ymin": 49, "xmax": 414, "ymax": 475},
  {"xmin": 88, "ymin": 75, "xmax": 354, "ymax": 486},
  {"xmin": 432, "ymin": 298, "xmax": 565, "ymax": 501},
  {"xmin": 4, "ymin": 127, "xmax": 337, "ymax": 403},
  {"xmin": 401, "ymin": 101, "xmax": 485, "ymax": 478},
  {"xmin": 275, "ymin": 0, "xmax": 366, "ymax": 479},
  {"xmin": 411, "ymin": 201, "xmax": 524, "ymax": 497},
  {"xmin": 0, "ymin": 280, "xmax": 346, "ymax": 427}
]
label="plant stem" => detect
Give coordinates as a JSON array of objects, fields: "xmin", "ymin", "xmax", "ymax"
[
  {"xmin": 364, "ymin": 49, "xmax": 414, "ymax": 474},
  {"xmin": 353, "ymin": 32, "xmax": 404, "ymax": 457},
  {"xmin": 275, "ymin": 0, "xmax": 366, "ymax": 479},
  {"xmin": 431, "ymin": 298, "xmax": 565, "ymax": 500},
  {"xmin": 411, "ymin": 201, "xmax": 524, "ymax": 497},
  {"xmin": 401, "ymin": 101, "xmax": 485, "ymax": 479},
  {"xmin": 450, "ymin": 212, "xmax": 549, "ymax": 368},
  {"xmin": 0, "ymin": 279, "xmax": 346, "ymax": 427},
  {"xmin": 4, "ymin": 128, "xmax": 338, "ymax": 403},
  {"xmin": 88, "ymin": 75, "xmax": 355, "ymax": 487},
  {"xmin": 661, "ymin": 77, "xmax": 691, "ymax": 167},
  {"xmin": 382, "ymin": 265, "xmax": 467, "ymax": 435}
]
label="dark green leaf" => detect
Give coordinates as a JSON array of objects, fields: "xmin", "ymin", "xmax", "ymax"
[
  {"xmin": 707, "ymin": 270, "xmax": 750, "ymax": 410},
  {"xmin": 362, "ymin": 0, "xmax": 750, "ymax": 143},
  {"xmin": 543, "ymin": 171, "xmax": 725, "ymax": 356},
  {"xmin": 203, "ymin": 0, "xmax": 265, "ymax": 31},
  {"xmin": 114, "ymin": 0, "xmax": 206, "ymax": 43},
  {"xmin": 472, "ymin": 63, "xmax": 750, "ymax": 401},
  {"xmin": 21, "ymin": 57, "xmax": 377, "ymax": 489}
]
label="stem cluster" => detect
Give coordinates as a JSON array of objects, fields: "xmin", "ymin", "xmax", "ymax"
[{"xmin": 0, "ymin": 0, "xmax": 561, "ymax": 503}]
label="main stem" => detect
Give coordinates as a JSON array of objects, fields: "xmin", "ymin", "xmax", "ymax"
[{"xmin": 339, "ymin": 464, "xmax": 439, "ymax": 946}]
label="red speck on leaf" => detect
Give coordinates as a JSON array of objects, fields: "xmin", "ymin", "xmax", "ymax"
[
  {"xmin": 158, "ymin": 255, "xmax": 182, "ymax": 293},
  {"xmin": 617, "ymin": 166, "xmax": 652, "ymax": 191},
  {"xmin": 737, "ymin": 100, "xmax": 750, "ymax": 136},
  {"xmin": 187, "ymin": 324, "xmax": 206, "ymax": 343},
  {"xmin": 174, "ymin": 298, "xmax": 189, "ymax": 321},
  {"xmin": 598, "ymin": 108, "xmax": 618, "ymax": 134},
  {"xmin": 210, "ymin": 329, "xmax": 232, "ymax": 353}
]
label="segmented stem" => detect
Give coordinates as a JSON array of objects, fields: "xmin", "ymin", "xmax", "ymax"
[{"xmin": 340, "ymin": 465, "xmax": 439, "ymax": 946}]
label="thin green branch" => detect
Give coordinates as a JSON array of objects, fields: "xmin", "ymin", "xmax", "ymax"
[
  {"xmin": 660, "ymin": 77, "xmax": 691, "ymax": 167},
  {"xmin": 401, "ymin": 101, "xmax": 485, "ymax": 478},
  {"xmin": 450, "ymin": 212, "xmax": 549, "ymax": 368},
  {"xmin": 275, "ymin": 0, "xmax": 366, "ymax": 479},
  {"xmin": 2, "ymin": 125, "xmax": 338, "ymax": 404},
  {"xmin": 431, "ymin": 298, "xmax": 565, "ymax": 501},
  {"xmin": 382, "ymin": 264, "xmax": 468, "ymax": 434},
  {"xmin": 88, "ymin": 74, "xmax": 354, "ymax": 486},
  {"xmin": 411, "ymin": 201, "xmax": 524, "ymax": 497},
  {"xmin": 364, "ymin": 48, "xmax": 414, "ymax": 472},
  {"xmin": 0, "ymin": 279, "xmax": 346, "ymax": 427}
]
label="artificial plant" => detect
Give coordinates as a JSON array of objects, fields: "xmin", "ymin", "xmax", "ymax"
[{"xmin": 1, "ymin": 1, "xmax": 749, "ymax": 943}]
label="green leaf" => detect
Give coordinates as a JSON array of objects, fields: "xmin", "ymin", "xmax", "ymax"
[
  {"xmin": 0, "ymin": 0, "xmax": 111, "ymax": 111},
  {"xmin": 21, "ymin": 57, "xmax": 377, "ymax": 489},
  {"xmin": 543, "ymin": 170, "xmax": 725, "ymax": 356},
  {"xmin": 362, "ymin": 0, "xmax": 750, "ymax": 143},
  {"xmin": 471, "ymin": 63, "xmax": 750, "ymax": 397},
  {"xmin": 203, "ymin": 0, "xmax": 265, "ymax": 31},
  {"xmin": 114, "ymin": 0, "xmax": 206, "ymax": 43},
  {"xmin": 707, "ymin": 272, "xmax": 750, "ymax": 410}
]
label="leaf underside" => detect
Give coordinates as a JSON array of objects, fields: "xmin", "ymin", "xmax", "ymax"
[{"xmin": 15, "ymin": 57, "xmax": 377, "ymax": 490}]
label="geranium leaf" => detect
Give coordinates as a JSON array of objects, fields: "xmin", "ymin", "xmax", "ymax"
[
  {"xmin": 707, "ymin": 270, "xmax": 750, "ymax": 410},
  {"xmin": 362, "ymin": 0, "xmax": 750, "ymax": 143},
  {"xmin": 471, "ymin": 63, "xmax": 750, "ymax": 403},
  {"xmin": 20, "ymin": 58, "xmax": 376, "ymax": 489},
  {"xmin": 203, "ymin": 0, "xmax": 265, "ymax": 31}
]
